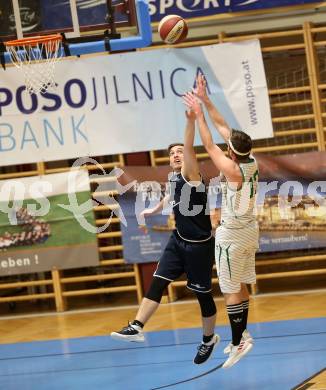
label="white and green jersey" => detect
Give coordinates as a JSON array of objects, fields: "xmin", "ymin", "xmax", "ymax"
[{"xmin": 220, "ymin": 156, "xmax": 259, "ymax": 230}]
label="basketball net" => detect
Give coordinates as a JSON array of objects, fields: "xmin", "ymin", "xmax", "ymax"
[{"xmin": 5, "ymin": 34, "xmax": 63, "ymax": 95}]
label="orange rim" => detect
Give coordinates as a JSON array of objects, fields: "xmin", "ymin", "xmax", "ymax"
[{"xmin": 5, "ymin": 34, "xmax": 62, "ymax": 47}]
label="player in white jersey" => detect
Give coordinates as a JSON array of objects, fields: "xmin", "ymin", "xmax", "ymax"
[{"xmin": 183, "ymin": 74, "xmax": 259, "ymax": 369}]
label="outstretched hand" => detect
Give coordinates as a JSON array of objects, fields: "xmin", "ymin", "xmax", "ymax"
[
  {"xmin": 193, "ymin": 73, "xmax": 208, "ymax": 101},
  {"xmin": 138, "ymin": 208, "xmax": 154, "ymax": 234},
  {"xmin": 182, "ymin": 92, "xmax": 203, "ymax": 117},
  {"xmin": 139, "ymin": 208, "xmax": 154, "ymax": 218}
]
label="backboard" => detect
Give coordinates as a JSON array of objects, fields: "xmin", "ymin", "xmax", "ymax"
[
  {"xmin": 0, "ymin": 0, "xmax": 137, "ymax": 40},
  {"xmin": 0, "ymin": 0, "xmax": 152, "ymax": 60}
]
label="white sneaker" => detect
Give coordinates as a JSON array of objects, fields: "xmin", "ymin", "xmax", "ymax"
[
  {"xmin": 223, "ymin": 342, "xmax": 233, "ymax": 354},
  {"xmin": 222, "ymin": 338, "xmax": 253, "ymax": 369},
  {"xmin": 224, "ymin": 330, "xmax": 253, "ymax": 354},
  {"xmin": 242, "ymin": 329, "xmax": 253, "ymax": 344},
  {"xmin": 111, "ymin": 322, "xmax": 145, "ymax": 342}
]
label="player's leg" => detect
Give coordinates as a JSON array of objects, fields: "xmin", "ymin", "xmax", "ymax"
[
  {"xmin": 240, "ymin": 283, "xmax": 253, "ymax": 343},
  {"xmin": 110, "ymin": 276, "xmax": 170, "ymax": 342},
  {"xmin": 111, "ymin": 234, "xmax": 183, "ymax": 342},
  {"xmin": 222, "ymin": 291, "xmax": 253, "ymax": 368},
  {"xmin": 193, "ymin": 291, "xmax": 220, "ymax": 364},
  {"xmin": 240, "ymin": 283, "xmax": 250, "ymax": 329},
  {"xmin": 224, "ymin": 291, "xmax": 244, "ymax": 349},
  {"xmin": 184, "ymin": 238, "xmax": 220, "ymax": 364},
  {"xmin": 198, "ymin": 294, "xmax": 216, "ymax": 338},
  {"xmin": 217, "ymin": 241, "xmax": 244, "ymax": 347},
  {"xmin": 217, "ymin": 244, "xmax": 253, "ymax": 368},
  {"xmin": 222, "ymin": 273, "xmax": 254, "ymax": 352},
  {"xmin": 239, "ymin": 248, "xmax": 257, "ymax": 343}
]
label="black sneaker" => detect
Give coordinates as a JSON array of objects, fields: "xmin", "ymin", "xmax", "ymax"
[
  {"xmin": 110, "ymin": 322, "xmax": 145, "ymax": 342},
  {"xmin": 193, "ymin": 334, "xmax": 220, "ymax": 364}
]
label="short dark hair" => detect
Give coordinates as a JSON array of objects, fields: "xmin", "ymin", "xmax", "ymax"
[
  {"xmin": 229, "ymin": 129, "xmax": 252, "ymax": 160},
  {"xmin": 167, "ymin": 143, "xmax": 184, "ymax": 153}
]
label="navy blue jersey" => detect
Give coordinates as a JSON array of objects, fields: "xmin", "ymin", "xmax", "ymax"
[{"xmin": 169, "ymin": 172, "xmax": 212, "ymax": 241}]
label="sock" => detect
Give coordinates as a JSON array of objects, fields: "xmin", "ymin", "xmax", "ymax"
[
  {"xmin": 132, "ymin": 320, "xmax": 144, "ymax": 328},
  {"xmin": 242, "ymin": 300, "xmax": 249, "ymax": 332},
  {"xmin": 227, "ymin": 303, "xmax": 243, "ymax": 346},
  {"xmin": 203, "ymin": 334, "xmax": 214, "ymax": 344}
]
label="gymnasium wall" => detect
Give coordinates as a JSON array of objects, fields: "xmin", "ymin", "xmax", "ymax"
[{"xmin": 0, "ymin": 15, "xmax": 325, "ymax": 313}]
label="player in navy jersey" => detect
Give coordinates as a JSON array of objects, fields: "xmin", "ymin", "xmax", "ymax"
[{"xmin": 111, "ymin": 110, "xmax": 220, "ymax": 364}]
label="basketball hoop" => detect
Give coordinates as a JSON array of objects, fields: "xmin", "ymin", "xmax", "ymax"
[{"xmin": 5, "ymin": 34, "xmax": 63, "ymax": 95}]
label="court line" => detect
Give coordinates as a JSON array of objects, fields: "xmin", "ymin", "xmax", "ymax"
[
  {"xmin": 0, "ymin": 348, "xmax": 325, "ymax": 379},
  {"xmin": 291, "ymin": 367, "xmax": 326, "ymax": 390},
  {"xmin": 150, "ymin": 363, "xmax": 224, "ymax": 390},
  {"xmin": 0, "ymin": 358, "xmax": 196, "ymax": 377},
  {"xmin": 0, "ymin": 330, "xmax": 325, "ymax": 361}
]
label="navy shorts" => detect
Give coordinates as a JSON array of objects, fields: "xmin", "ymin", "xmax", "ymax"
[{"xmin": 154, "ymin": 231, "xmax": 215, "ymax": 293}]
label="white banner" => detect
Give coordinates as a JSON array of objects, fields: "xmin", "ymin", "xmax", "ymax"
[{"xmin": 0, "ymin": 39, "xmax": 273, "ymax": 166}]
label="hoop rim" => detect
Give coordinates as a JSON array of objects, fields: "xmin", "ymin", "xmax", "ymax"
[{"xmin": 5, "ymin": 34, "xmax": 62, "ymax": 47}]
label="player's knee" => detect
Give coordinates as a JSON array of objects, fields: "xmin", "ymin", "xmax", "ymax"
[
  {"xmin": 195, "ymin": 291, "xmax": 216, "ymax": 317},
  {"xmin": 145, "ymin": 277, "xmax": 170, "ymax": 303}
]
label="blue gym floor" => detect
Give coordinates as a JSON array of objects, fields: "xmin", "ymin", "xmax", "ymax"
[{"xmin": 0, "ymin": 318, "xmax": 325, "ymax": 390}]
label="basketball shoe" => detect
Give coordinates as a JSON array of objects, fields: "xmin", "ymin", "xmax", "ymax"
[
  {"xmin": 222, "ymin": 337, "xmax": 253, "ymax": 369},
  {"xmin": 223, "ymin": 329, "xmax": 253, "ymax": 354},
  {"xmin": 193, "ymin": 334, "xmax": 220, "ymax": 364},
  {"xmin": 110, "ymin": 322, "xmax": 145, "ymax": 342}
]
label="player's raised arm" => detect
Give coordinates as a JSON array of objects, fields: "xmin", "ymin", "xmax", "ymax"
[
  {"xmin": 140, "ymin": 193, "xmax": 170, "ymax": 218},
  {"xmin": 183, "ymin": 92, "xmax": 241, "ymax": 185},
  {"xmin": 194, "ymin": 74, "xmax": 231, "ymax": 143},
  {"xmin": 181, "ymin": 110, "xmax": 201, "ymax": 183}
]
